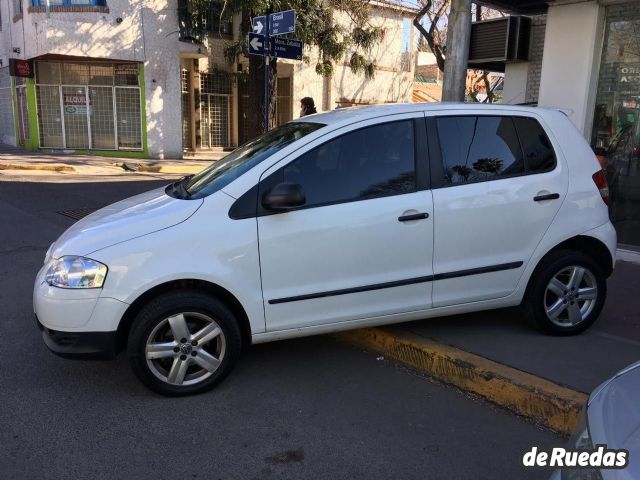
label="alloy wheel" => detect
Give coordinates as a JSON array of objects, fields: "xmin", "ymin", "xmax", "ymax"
[
  {"xmin": 145, "ymin": 312, "xmax": 226, "ymax": 386},
  {"xmin": 544, "ymin": 266, "xmax": 598, "ymax": 327}
]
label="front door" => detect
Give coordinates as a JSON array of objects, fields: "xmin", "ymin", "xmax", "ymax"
[
  {"xmin": 257, "ymin": 116, "xmax": 434, "ymax": 332},
  {"xmin": 429, "ymin": 113, "xmax": 568, "ymax": 307}
]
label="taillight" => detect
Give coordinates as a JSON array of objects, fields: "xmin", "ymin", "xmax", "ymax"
[
  {"xmin": 596, "ymin": 155, "xmax": 606, "ymax": 169},
  {"xmin": 592, "ymin": 170, "xmax": 609, "ymax": 205}
]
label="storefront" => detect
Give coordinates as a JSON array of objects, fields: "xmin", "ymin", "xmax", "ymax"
[
  {"xmin": 591, "ymin": 3, "xmax": 640, "ymax": 248},
  {"xmin": 34, "ymin": 61, "xmax": 144, "ymax": 152}
]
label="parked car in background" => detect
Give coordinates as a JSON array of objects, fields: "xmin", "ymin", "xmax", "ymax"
[
  {"xmin": 34, "ymin": 104, "xmax": 616, "ymax": 396},
  {"xmin": 550, "ymin": 361, "xmax": 639, "ymax": 480}
]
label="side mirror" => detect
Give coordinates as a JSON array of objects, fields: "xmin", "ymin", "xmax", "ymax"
[{"xmin": 262, "ymin": 182, "xmax": 306, "ymax": 211}]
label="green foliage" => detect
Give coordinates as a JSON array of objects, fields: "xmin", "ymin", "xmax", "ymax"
[
  {"xmin": 348, "ymin": 53, "xmax": 375, "ymax": 79},
  {"xmin": 211, "ymin": 0, "xmax": 383, "ymax": 79}
]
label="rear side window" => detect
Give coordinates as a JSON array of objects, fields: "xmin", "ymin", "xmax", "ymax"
[
  {"xmin": 435, "ymin": 115, "xmax": 556, "ymax": 186},
  {"xmin": 512, "ymin": 117, "xmax": 556, "ymax": 173},
  {"xmin": 278, "ymin": 120, "xmax": 416, "ymax": 208}
]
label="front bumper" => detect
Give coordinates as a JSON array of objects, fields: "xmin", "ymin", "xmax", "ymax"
[
  {"xmin": 33, "ymin": 265, "xmax": 129, "ymax": 359},
  {"xmin": 36, "ymin": 316, "xmax": 118, "ymax": 360}
]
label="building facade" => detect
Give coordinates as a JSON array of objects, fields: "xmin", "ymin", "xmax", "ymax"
[
  {"xmin": 486, "ymin": 0, "xmax": 640, "ymax": 249},
  {"xmin": 0, "ymin": 0, "xmax": 417, "ymax": 159}
]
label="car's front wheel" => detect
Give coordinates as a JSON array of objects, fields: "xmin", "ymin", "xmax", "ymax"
[
  {"xmin": 128, "ymin": 291, "xmax": 242, "ymax": 396},
  {"xmin": 524, "ymin": 250, "xmax": 607, "ymax": 335}
]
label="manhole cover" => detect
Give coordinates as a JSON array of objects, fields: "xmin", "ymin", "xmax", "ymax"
[{"xmin": 57, "ymin": 207, "xmax": 100, "ymax": 221}]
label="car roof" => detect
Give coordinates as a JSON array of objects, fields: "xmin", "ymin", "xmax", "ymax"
[{"xmin": 294, "ymin": 102, "xmax": 559, "ymax": 127}]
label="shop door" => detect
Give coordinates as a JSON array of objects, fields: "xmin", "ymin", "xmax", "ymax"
[{"xmin": 62, "ymin": 86, "xmax": 89, "ymax": 149}]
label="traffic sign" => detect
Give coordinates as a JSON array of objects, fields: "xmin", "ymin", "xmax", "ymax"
[
  {"xmin": 269, "ymin": 9, "xmax": 296, "ymax": 36},
  {"xmin": 252, "ymin": 16, "xmax": 266, "ymax": 34},
  {"xmin": 270, "ymin": 38, "xmax": 303, "ymax": 60},
  {"xmin": 248, "ymin": 32, "xmax": 266, "ymax": 56}
]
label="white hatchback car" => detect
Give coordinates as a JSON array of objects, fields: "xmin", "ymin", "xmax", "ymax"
[{"xmin": 34, "ymin": 104, "xmax": 616, "ymax": 395}]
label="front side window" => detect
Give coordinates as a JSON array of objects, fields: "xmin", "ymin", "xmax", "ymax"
[
  {"xmin": 185, "ymin": 122, "xmax": 324, "ymax": 199},
  {"xmin": 436, "ymin": 115, "xmax": 556, "ymax": 186},
  {"xmin": 278, "ymin": 120, "xmax": 416, "ymax": 209}
]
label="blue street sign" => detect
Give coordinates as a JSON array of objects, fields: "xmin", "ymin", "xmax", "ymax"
[
  {"xmin": 248, "ymin": 32, "xmax": 266, "ymax": 56},
  {"xmin": 252, "ymin": 16, "xmax": 266, "ymax": 34},
  {"xmin": 270, "ymin": 37, "xmax": 303, "ymax": 60},
  {"xmin": 269, "ymin": 9, "xmax": 296, "ymax": 36}
]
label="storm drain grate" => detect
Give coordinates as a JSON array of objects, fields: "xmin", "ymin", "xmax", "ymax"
[{"xmin": 57, "ymin": 207, "xmax": 100, "ymax": 221}]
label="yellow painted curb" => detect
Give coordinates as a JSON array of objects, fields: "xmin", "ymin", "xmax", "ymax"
[
  {"xmin": 337, "ymin": 328, "xmax": 587, "ymax": 435},
  {"xmin": 0, "ymin": 163, "xmax": 75, "ymax": 172}
]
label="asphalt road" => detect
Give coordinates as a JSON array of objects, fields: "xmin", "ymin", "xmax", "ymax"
[{"xmin": 0, "ymin": 176, "xmax": 563, "ymax": 479}]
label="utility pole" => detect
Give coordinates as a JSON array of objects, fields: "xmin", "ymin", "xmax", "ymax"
[{"xmin": 442, "ymin": 0, "xmax": 472, "ymax": 102}]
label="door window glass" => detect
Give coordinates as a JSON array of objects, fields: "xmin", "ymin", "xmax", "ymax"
[
  {"xmin": 512, "ymin": 117, "xmax": 556, "ymax": 173},
  {"xmin": 281, "ymin": 120, "xmax": 416, "ymax": 208},
  {"xmin": 436, "ymin": 116, "xmax": 524, "ymax": 185}
]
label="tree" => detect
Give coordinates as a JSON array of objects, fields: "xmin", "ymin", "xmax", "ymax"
[
  {"xmin": 187, "ymin": 0, "xmax": 386, "ymax": 137},
  {"xmin": 413, "ymin": 1, "xmax": 503, "ymax": 102}
]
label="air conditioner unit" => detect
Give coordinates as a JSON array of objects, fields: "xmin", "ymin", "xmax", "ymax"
[{"xmin": 468, "ymin": 16, "xmax": 531, "ymax": 72}]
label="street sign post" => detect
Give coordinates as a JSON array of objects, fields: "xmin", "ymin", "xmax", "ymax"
[
  {"xmin": 249, "ymin": 9, "xmax": 301, "ymax": 132},
  {"xmin": 268, "ymin": 9, "xmax": 296, "ymax": 36},
  {"xmin": 270, "ymin": 38, "xmax": 303, "ymax": 61}
]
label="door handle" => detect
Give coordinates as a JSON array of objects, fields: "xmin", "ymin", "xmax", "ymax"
[
  {"xmin": 398, "ymin": 212, "xmax": 429, "ymax": 222},
  {"xmin": 533, "ymin": 193, "xmax": 560, "ymax": 202}
]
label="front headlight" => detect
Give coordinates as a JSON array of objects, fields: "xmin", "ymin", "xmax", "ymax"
[{"xmin": 45, "ymin": 256, "xmax": 108, "ymax": 289}]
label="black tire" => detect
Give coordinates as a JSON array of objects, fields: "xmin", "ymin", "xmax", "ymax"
[
  {"xmin": 128, "ymin": 291, "xmax": 242, "ymax": 396},
  {"xmin": 523, "ymin": 250, "xmax": 607, "ymax": 335}
]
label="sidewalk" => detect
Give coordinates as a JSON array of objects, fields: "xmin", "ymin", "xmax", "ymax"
[
  {"xmin": 0, "ymin": 144, "xmax": 218, "ymax": 177},
  {"xmin": 339, "ymin": 258, "xmax": 640, "ymax": 434}
]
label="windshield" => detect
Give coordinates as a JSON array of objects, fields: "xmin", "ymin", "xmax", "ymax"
[{"xmin": 183, "ymin": 122, "xmax": 325, "ymax": 199}]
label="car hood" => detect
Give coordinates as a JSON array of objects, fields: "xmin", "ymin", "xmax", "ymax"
[
  {"xmin": 51, "ymin": 187, "xmax": 203, "ymax": 258},
  {"xmin": 588, "ymin": 361, "xmax": 640, "ymax": 480}
]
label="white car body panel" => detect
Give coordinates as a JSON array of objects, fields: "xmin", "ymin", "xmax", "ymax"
[
  {"xmin": 588, "ymin": 362, "xmax": 640, "ymax": 480},
  {"xmin": 50, "ymin": 187, "xmax": 203, "ymax": 258}
]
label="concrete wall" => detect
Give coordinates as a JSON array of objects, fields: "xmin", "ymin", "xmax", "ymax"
[
  {"xmin": 17, "ymin": 3, "xmax": 144, "ymax": 61},
  {"xmin": 538, "ymin": 1, "xmax": 605, "ymax": 137},
  {"xmin": 0, "ymin": 0, "xmax": 12, "ymax": 68},
  {"xmin": 140, "ymin": 0, "xmax": 183, "ymax": 158},
  {"xmin": 503, "ymin": 62, "xmax": 528, "ymax": 104},
  {"xmin": 293, "ymin": 6, "xmax": 415, "ymax": 115}
]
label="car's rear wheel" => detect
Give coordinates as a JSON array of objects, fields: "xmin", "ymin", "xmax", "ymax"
[
  {"xmin": 524, "ymin": 250, "xmax": 606, "ymax": 335},
  {"xmin": 128, "ymin": 291, "xmax": 242, "ymax": 396}
]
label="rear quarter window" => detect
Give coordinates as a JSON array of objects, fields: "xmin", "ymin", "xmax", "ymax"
[{"xmin": 512, "ymin": 117, "xmax": 557, "ymax": 173}]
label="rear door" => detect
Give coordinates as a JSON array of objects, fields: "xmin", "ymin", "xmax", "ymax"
[
  {"xmin": 428, "ymin": 113, "xmax": 568, "ymax": 307},
  {"xmin": 257, "ymin": 115, "xmax": 434, "ymax": 331}
]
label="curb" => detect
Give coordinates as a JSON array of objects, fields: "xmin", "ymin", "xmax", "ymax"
[
  {"xmin": 337, "ymin": 327, "xmax": 587, "ymax": 435},
  {"xmin": 0, "ymin": 163, "xmax": 75, "ymax": 172}
]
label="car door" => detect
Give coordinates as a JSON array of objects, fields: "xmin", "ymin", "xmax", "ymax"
[
  {"xmin": 257, "ymin": 115, "xmax": 434, "ymax": 332},
  {"xmin": 428, "ymin": 113, "xmax": 568, "ymax": 307}
]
